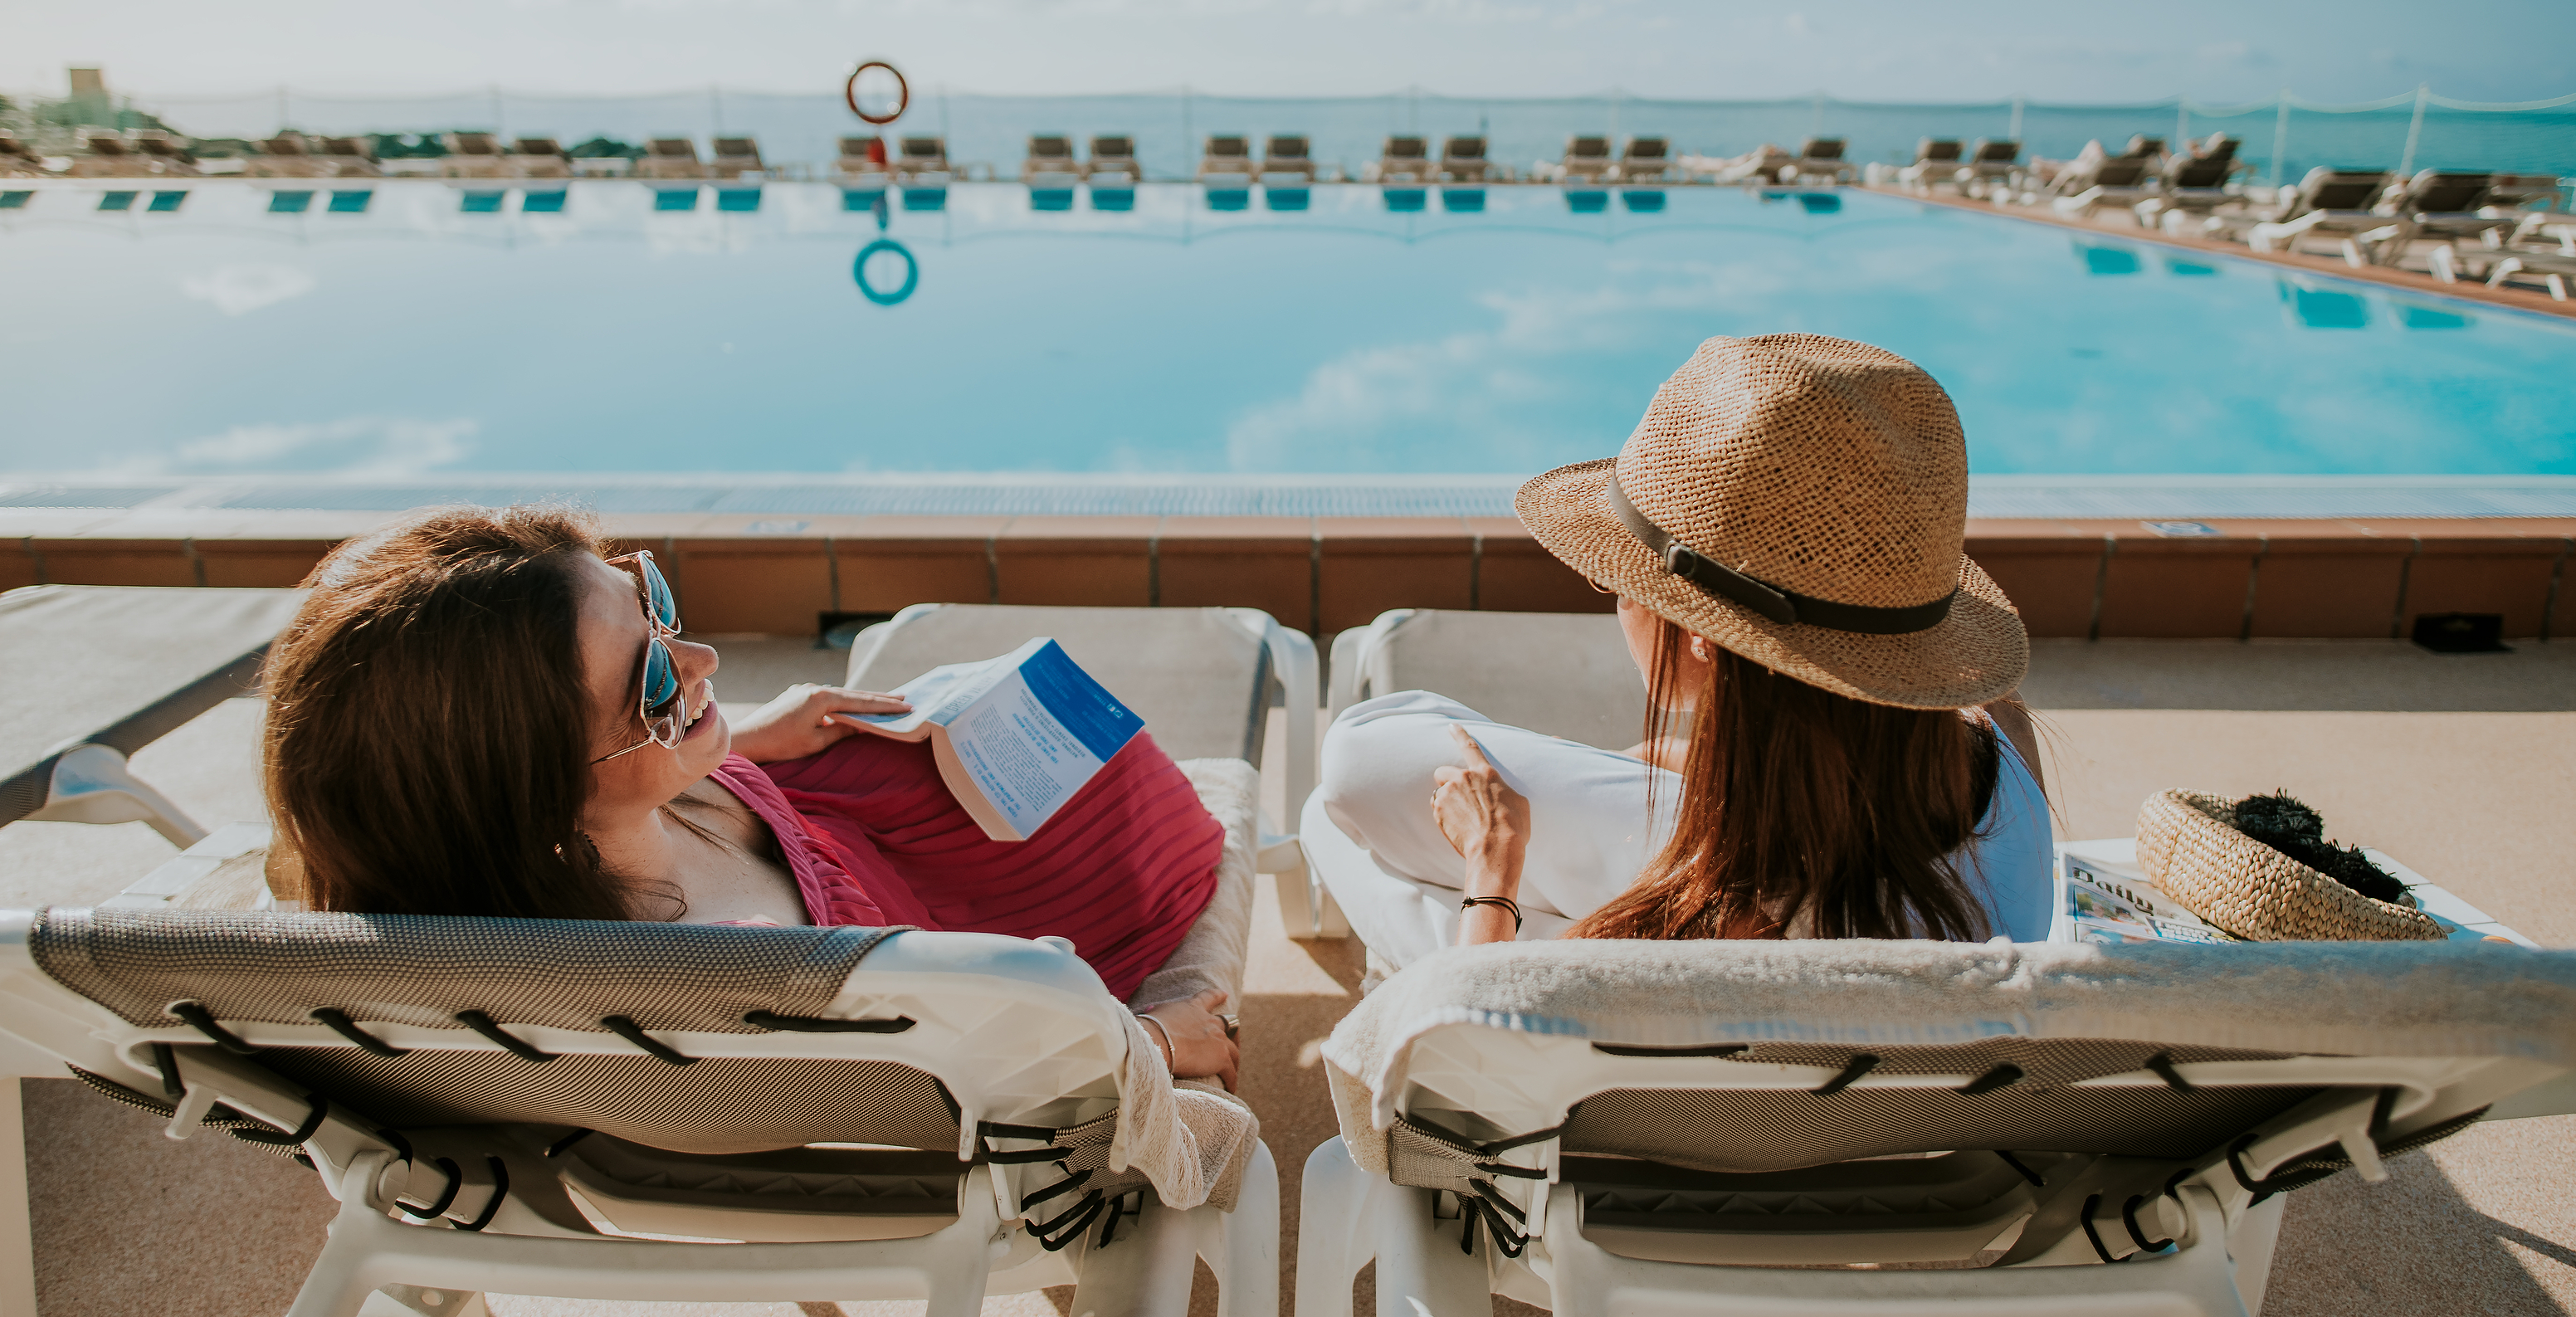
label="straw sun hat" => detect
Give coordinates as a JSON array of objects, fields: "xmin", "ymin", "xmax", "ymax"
[{"xmin": 1517, "ymin": 334, "xmax": 2027, "ymax": 710}]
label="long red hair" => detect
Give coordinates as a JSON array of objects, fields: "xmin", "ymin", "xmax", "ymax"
[{"xmin": 1564, "ymin": 616, "xmax": 1997, "ymax": 941}]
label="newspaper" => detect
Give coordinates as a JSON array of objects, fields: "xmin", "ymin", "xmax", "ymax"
[
  {"xmin": 2061, "ymin": 856, "xmax": 2239, "ymax": 945},
  {"xmin": 840, "ymin": 637, "xmax": 1144, "ymax": 841}
]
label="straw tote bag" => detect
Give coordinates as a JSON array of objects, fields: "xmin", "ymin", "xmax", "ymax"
[{"xmin": 2134, "ymin": 790, "xmax": 2445, "ymax": 942}]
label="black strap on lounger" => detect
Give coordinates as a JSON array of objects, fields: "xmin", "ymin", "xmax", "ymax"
[
  {"xmin": 2080, "ymin": 1193, "xmax": 2131, "ymax": 1264},
  {"xmin": 149, "ymin": 1043, "xmax": 183, "ymax": 1100},
  {"xmin": 1960, "ymin": 1063, "xmax": 2025, "ymax": 1095},
  {"xmin": 227, "ymin": 1091, "xmax": 329, "ymax": 1146},
  {"xmin": 309, "ymin": 1007, "xmax": 409, "ymax": 1057},
  {"xmin": 2144, "ymin": 1051, "xmax": 2194, "ymax": 1091},
  {"xmin": 2122, "ymin": 1193, "xmax": 2177, "ymax": 1253},
  {"xmin": 1608, "ymin": 476, "xmax": 1958, "ymax": 634},
  {"xmin": 599, "ymin": 1015, "xmax": 697, "ymax": 1066},
  {"xmin": 1590, "ymin": 1042, "xmax": 1750, "ymax": 1058},
  {"xmin": 455, "ymin": 1157, "xmax": 511, "ymax": 1232},
  {"xmin": 1995, "ymin": 1149, "xmax": 2047, "ymax": 1187},
  {"xmin": 741, "ymin": 1009, "xmax": 917, "ymax": 1033},
  {"xmin": 1812, "ymin": 1054, "xmax": 1881, "ymax": 1095},
  {"xmin": 168, "ymin": 1000, "xmax": 261, "ymax": 1054},
  {"xmin": 394, "ymin": 1157, "xmax": 465, "ymax": 1221},
  {"xmin": 454, "ymin": 1010, "xmax": 554, "ymax": 1062}
]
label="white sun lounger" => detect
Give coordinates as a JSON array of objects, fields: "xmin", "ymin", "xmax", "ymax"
[
  {"xmin": 895, "ymin": 136, "xmax": 950, "ymax": 183},
  {"xmin": 1261, "ymin": 134, "xmax": 1316, "ymax": 183},
  {"xmin": 637, "ymin": 137, "xmax": 705, "ymax": 181},
  {"xmin": 439, "ymin": 132, "xmax": 509, "ymax": 180},
  {"xmin": 1440, "ymin": 135, "xmax": 1490, "ymax": 183},
  {"xmin": 66, "ymin": 131, "xmax": 163, "ymax": 178},
  {"xmin": 1023, "ymin": 134, "xmax": 1081, "ymax": 186},
  {"xmin": 508, "ymin": 136, "xmax": 570, "ymax": 180},
  {"xmin": 1, "ymin": 585, "xmax": 305, "ymax": 846},
  {"xmin": 2050, "ymin": 155, "xmax": 2158, "ymax": 219},
  {"xmin": 1086, "ymin": 135, "xmax": 1140, "ymax": 186},
  {"xmin": 1961, "ymin": 138, "xmax": 2020, "ymax": 193},
  {"xmin": 1296, "ymin": 935, "xmax": 2576, "ymax": 1317},
  {"xmin": 1784, "ymin": 137, "xmax": 1850, "ymax": 184},
  {"xmin": 1373, "ymin": 135, "xmax": 1430, "ymax": 184},
  {"xmin": 0, "ymin": 905, "xmax": 1279, "ymax": 1317},
  {"xmin": 1198, "ymin": 135, "xmax": 1253, "ymax": 186},
  {"xmin": 1895, "ymin": 138, "xmax": 1964, "ymax": 190},
  {"xmin": 1617, "ymin": 136, "xmax": 1673, "ymax": 183},
  {"xmin": 2224, "ymin": 168, "xmax": 2396, "ymax": 263},
  {"xmin": 246, "ymin": 132, "xmax": 327, "ymax": 179},
  {"xmin": 1561, "ymin": 135, "xmax": 1613, "ymax": 183},
  {"xmin": 707, "ymin": 136, "xmax": 764, "ymax": 181}
]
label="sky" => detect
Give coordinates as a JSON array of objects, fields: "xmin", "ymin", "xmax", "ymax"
[{"xmin": 7, "ymin": 0, "xmax": 2574, "ymax": 107}]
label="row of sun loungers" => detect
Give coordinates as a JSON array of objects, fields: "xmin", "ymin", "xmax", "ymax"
[
  {"xmin": 10, "ymin": 128, "xmax": 1683, "ymax": 188},
  {"xmin": 1922, "ymin": 129, "xmax": 2575, "ymax": 299}
]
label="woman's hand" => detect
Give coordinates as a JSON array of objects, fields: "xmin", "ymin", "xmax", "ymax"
[
  {"xmin": 1432, "ymin": 726, "xmax": 1531, "ymax": 946},
  {"xmin": 1138, "ymin": 988, "xmax": 1240, "ymax": 1093},
  {"xmin": 727, "ymin": 684, "xmax": 911, "ymax": 764},
  {"xmin": 1433, "ymin": 725, "xmax": 1531, "ymax": 865}
]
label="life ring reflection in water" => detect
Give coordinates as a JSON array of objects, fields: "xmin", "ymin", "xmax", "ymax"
[{"xmin": 853, "ymin": 237, "xmax": 919, "ymax": 306}]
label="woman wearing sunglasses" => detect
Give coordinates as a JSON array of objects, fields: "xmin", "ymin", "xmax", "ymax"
[{"xmin": 260, "ymin": 505, "xmax": 1238, "ymax": 1090}]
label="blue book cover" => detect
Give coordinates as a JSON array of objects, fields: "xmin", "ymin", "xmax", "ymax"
[{"xmin": 840, "ymin": 637, "xmax": 1144, "ymax": 841}]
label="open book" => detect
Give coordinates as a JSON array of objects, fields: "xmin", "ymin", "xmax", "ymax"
[{"xmin": 837, "ymin": 637, "xmax": 1145, "ymax": 841}]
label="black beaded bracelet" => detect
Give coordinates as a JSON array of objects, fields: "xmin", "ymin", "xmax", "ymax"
[{"xmin": 1460, "ymin": 895, "xmax": 1524, "ymax": 932}]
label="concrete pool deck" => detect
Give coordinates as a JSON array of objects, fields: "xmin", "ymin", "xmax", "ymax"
[{"xmin": 5, "ymin": 634, "xmax": 2573, "ymax": 1316}]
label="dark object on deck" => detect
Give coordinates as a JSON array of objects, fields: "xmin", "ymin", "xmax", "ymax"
[
  {"xmin": 2230, "ymin": 790, "xmax": 2405, "ymax": 903},
  {"xmin": 2411, "ymin": 612, "xmax": 2510, "ymax": 654}
]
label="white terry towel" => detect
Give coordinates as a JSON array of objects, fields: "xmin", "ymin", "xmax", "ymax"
[{"xmin": 1321, "ymin": 938, "xmax": 2576, "ymax": 1167}]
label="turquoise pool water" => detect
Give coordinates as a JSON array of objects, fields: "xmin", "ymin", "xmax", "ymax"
[{"xmin": 3, "ymin": 181, "xmax": 2573, "ymax": 477}]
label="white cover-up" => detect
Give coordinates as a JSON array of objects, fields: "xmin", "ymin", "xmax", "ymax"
[{"xmin": 1314, "ymin": 690, "xmax": 2053, "ymax": 967}]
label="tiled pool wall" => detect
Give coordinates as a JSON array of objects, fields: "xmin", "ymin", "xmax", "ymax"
[{"xmin": 7, "ymin": 515, "xmax": 2569, "ymax": 641}]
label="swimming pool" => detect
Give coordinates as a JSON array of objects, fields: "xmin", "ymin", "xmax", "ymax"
[{"xmin": 4, "ymin": 180, "xmax": 2573, "ymax": 480}]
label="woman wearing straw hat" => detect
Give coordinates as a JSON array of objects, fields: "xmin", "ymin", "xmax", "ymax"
[{"xmin": 1315, "ymin": 334, "xmax": 2051, "ymax": 965}]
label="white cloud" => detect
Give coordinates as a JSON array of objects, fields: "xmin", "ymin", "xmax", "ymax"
[
  {"xmin": 169, "ymin": 416, "xmax": 480, "ymax": 475},
  {"xmin": 178, "ymin": 264, "xmax": 317, "ymax": 316}
]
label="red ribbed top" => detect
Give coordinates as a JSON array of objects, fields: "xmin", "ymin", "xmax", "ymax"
[{"xmin": 709, "ymin": 731, "xmax": 1222, "ymax": 1002}]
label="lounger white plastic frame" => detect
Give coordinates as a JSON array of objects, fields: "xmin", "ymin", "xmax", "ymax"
[
  {"xmin": 0, "ymin": 913, "xmax": 1278, "ymax": 1317},
  {"xmin": 1296, "ymin": 1014, "xmax": 2569, "ymax": 1317}
]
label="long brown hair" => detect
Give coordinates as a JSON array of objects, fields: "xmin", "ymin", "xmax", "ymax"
[
  {"xmin": 1565, "ymin": 616, "xmax": 1996, "ymax": 942},
  {"xmin": 262, "ymin": 505, "xmax": 666, "ymax": 920}
]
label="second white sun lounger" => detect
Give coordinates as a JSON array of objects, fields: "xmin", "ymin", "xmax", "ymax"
[
  {"xmin": 2, "ymin": 585, "xmax": 306, "ymax": 846},
  {"xmin": 1298, "ymin": 936, "xmax": 2576, "ymax": 1316}
]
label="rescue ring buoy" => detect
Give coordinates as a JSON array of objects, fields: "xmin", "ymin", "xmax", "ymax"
[{"xmin": 845, "ymin": 61, "xmax": 909, "ymax": 125}]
